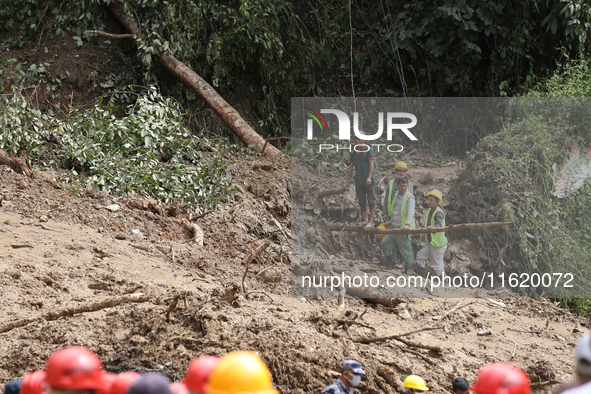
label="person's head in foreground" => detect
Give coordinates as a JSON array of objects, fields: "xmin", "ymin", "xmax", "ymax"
[
  {"xmin": 45, "ymin": 347, "xmax": 106, "ymax": 394},
  {"xmin": 340, "ymin": 360, "xmax": 365, "ymax": 389},
  {"xmin": 204, "ymin": 351, "xmax": 278, "ymax": 394},
  {"xmin": 575, "ymin": 331, "xmax": 591, "ymax": 384},
  {"xmin": 183, "ymin": 356, "xmax": 220, "ymax": 394},
  {"xmin": 403, "ymin": 375, "xmax": 429, "ymax": 394},
  {"xmin": 452, "ymin": 377, "xmax": 470, "ymax": 394},
  {"xmin": 471, "ymin": 362, "xmax": 530, "ymax": 394},
  {"xmin": 127, "ymin": 374, "xmax": 172, "ymax": 394}
]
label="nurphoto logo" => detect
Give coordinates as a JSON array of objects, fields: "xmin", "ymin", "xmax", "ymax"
[{"xmin": 304, "ymin": 108, "xmax": 418, "ymax": 152}]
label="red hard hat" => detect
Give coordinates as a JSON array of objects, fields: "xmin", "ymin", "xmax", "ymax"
[
  {"xmin": 46, "ymin": 347, "xmax": 104, "ymax": 390},
  {"xmin": 471, "ymin": 362, "xmax": 531, "ymax": 394},
  {"xmin": 183, "ymin": 356, "xmax": 220, "ymax": 393},
  {"xmin": 109, "ymin": 372, "xmax": 141, "ymax": 394},
  {"xmin": 21, "ymin": 370, "xmax": 48, "ymax": 394},
  {"xmin": 170, "ymin": 382, "xmax": 189, "ymax": 394},
  {"xmin": 97, "ymin": 373, "xmax": 118, "ymax": 394}
]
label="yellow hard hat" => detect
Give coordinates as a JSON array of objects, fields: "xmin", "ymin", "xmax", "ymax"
[
  {"xmin": 426, "ymin": 189, "xmax": 443, "ymax": 202},
  {"xmin": 403, "ymin": 375, "xmax": 429, "ymax": 391},
  {"xmin": 205, "ymin": 351, "xmax": 278, "ymax": 394},
  {"xmin": 376, "ymin": 222, "xmax": 390, "ymax": 239},
  {"xmin": 394, "ymin": 161, "xmax": 408, "ymax": 171}
]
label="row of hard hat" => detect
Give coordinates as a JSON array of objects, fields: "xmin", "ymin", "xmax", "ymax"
[
  {"xmin": 327, "ymin": 331, "xmax": 591, "ymax": 394},
  {"xmin": 323, "ymin": 358, "xmax": 530, "ymax": 394},
  {"xmin": 4, "ymin": 347, "xmax": 278, "ymax": 394}
]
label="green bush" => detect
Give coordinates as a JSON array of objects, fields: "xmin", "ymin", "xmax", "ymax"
[{"xmin": 0, "ymin": 88, "xmax": 234, "ymax": 211}]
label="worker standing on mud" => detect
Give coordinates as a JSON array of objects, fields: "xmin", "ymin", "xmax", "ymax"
[
  {"xmin": 345, "ymin": 131, "xmax": 376, "ymax": 229},
  {"xmin": 415, "ymin": 189, "xmax": 447, "ymax": 278},
  {"xmin": 322, "ymin": 360, "xmax": 365, "ymax": 394},
  {"xmin": 394, "ymin": 161, "xmax": 413, "ymax": 196},
  {"xmin": 381, "ymin": 177, "xmax": 415, "ymax": 273},
  {"xmin": 555, "ymin": 332, "xmax": 591, "ymax": 394}
]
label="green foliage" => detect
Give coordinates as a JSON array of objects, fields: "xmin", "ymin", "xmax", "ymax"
[
  {"xmin": 0, "ymin": 88, "xmax": 234, "ymax": 211},
  {"xmin": 0, "ymin": 57, "xmax": 24, "ymax": 90},
  {"xmin": 528, "ymin": 55, "xmax": 591, "ymax": 97},
  {"xmin": 3, "ymin": 0, "xmax": 591, "ymax": 153},
  {"xmin": 395, "ymin": 0, "xmax": 591, "ymax": 96},
  {"xmin": 556, "ymin": 298, "xmax": 591, "ymax": 319},
  {"xmin": 463, "ymin": 95, "xmax": 591, "ymax": 298}
]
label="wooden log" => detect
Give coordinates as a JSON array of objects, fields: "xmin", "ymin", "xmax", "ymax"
[
  {"xmin": 0, "ymin": 149, "xmax": 33, "ymax": 177},
  {"xmin": 318, "ymin": 186, "xmax": 348, "ymax": 198},
  {"xmin": 0, "ymin": 293, "xmax": 147, "ymax": 333},
  {"xmin": 345, "ymin": 287, "xmax": 404, "ymax": 308},
  {"xmin": 180, "ymin": 218, "xmax": 204, "ymax": 247},
  {"xmin": 85, "ymin": 30, "xmax": 133, "ymax": 39},
  {"xmin": 354, "ymin": 299, "xmax": 473, "ymax": 345},
  {"xmin": 304, "ymin": 205, "xmax": 356, "ymax": 214},
  {"xmin": 329, "ymin": 221, "xmax": 514, "ymax": 235},
  {"xmin": 241, "ymin": 239, "xmax": 271, "ymax": 293},
  {"xmin": 107, "ymin": 1, "xmax": 282, "ymax": 157}
]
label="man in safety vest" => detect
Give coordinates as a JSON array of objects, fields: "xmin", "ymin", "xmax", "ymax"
[
  {"xmin": 322, "ymin": 360, "xmax": 365, "ymax": 394},
  {"xmin": 402, "ymin": 375, "xmax": 429, "ymax": 394},
  {"xmin": 394, "ymin": 161, "xmax": 413, "ymax": 196},
  {"xmin": 205, "ymin": 351, "xmax": 279, "ymax": 394},
  {"xmin": 381, "ymin": 176, "xmax": 415, "ymax": 273},
  {"xmin": 416, "ymin": 189, "xmax": 447, "ymax": 277},
  {"xmin": 471, "ymin": 362, "xmax": 531, "ymax": 394},
  {"xmin": 345, "ymin": 132, "xmax": 376, "ymax": 229}
]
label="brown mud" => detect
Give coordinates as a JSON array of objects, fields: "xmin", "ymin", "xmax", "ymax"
[{"xmin": 0, "ymin": 155, "xmax": 588, "ymax": 394}]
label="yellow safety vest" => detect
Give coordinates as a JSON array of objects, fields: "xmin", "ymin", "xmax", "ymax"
[
  {"xmin": 425, "ymin": 206, "xmax": 448, "ymax": 247},
  {"xmin": 387, "ymin": 181, "xmax": 415, "ymax": 229}
]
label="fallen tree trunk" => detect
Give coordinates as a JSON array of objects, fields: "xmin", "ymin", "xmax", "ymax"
[
  {"xmin": 241, "ymin": 239, "xmax": 271, "ymax": 293},
  {"xmin": 107, "ymin": 2, "xmax": 282, "ymax": 157},
  {"xmin": 180, "ymin": 218, "xmax": 204, "ymax": 247},
  {"xmin": 329, "ymin": 221, "xmax": 514, "ymax": 235},
  {"xmin": 0, "ymin": 149, "xmax": 33, "ymax": 177},
  {"xmin": 353, "ymin": 299, "xmax": 473, "ymax": 345},
  {"xmin": 0, "ymin": 293, "xmax": 147, "ymax": 333},
  {"xmin": 304, "ymin": 205, "xmax": 356, "ymax": 214},
  {"xmin": 318, "ymin": 186, "xmax": 348, "ymax": 198},
  {"xmin": 345, "ymin": 287, "xmax": 404, "ymax": 308}
]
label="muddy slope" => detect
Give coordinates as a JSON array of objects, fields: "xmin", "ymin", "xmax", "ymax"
[{"xmin": 0, "ymin": 156, "xmax": 588, "ymax": 394}]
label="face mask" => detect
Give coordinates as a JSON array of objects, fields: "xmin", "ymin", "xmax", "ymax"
[{"xmin": 348, "ymin": 375, "xmax": 361, "ymax": 387}]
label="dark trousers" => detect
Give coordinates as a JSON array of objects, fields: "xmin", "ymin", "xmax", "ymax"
[{"xmin": 355, "ymin": 184, "xmax": 376, "ymax": 212}]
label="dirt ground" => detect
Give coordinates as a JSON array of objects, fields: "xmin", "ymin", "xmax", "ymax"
[{"xmin": 0, "ymin": 154, "xmax": 589, "ymax": 394}]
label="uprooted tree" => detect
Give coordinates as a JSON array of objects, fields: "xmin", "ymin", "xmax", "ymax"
[{"xmin": 103, "ymin": 1, "xmax": 282, "ymax": 157}]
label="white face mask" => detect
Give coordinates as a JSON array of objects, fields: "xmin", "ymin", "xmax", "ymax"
[{"xmin": 348, "ymin": 374, "xmax": 362, "ymax": 387}]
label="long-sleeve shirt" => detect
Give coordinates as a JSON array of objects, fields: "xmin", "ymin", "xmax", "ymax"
[
  {"xmin": 384, "ymin": 190, "xmax": 415, "ymax": 228},
  {"xmin": 382, "ymin": 180, "xmax": 413, "ymax": 213}
]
